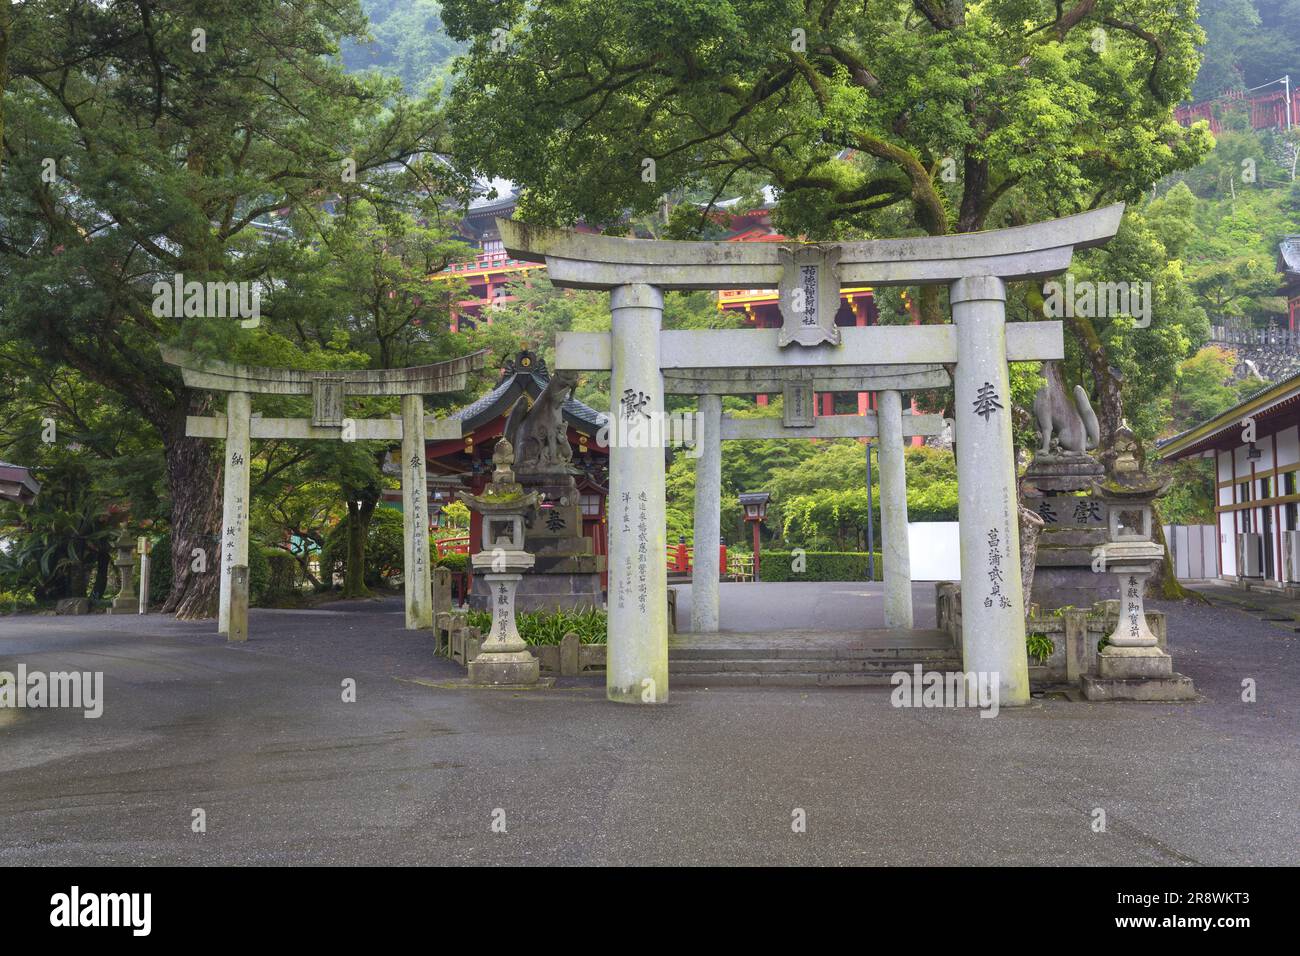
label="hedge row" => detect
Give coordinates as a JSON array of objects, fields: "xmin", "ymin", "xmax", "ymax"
[{"xmin": 757, "ymin": 551, "xmax": 883, "ymax": 582}]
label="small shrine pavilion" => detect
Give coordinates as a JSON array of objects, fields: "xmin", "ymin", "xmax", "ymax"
[{"xmin": 383, "ymin": 351, "xmax": 610, "ymax": 571}]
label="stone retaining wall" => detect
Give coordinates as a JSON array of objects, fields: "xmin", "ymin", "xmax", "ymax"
[{"xmin": 435, "ymin": 611, "xmax": 607, "ymax": 676}]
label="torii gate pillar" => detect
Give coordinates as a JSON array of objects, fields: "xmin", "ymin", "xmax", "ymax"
[
  {"xmin": 877, "ymin": 389, "xmax": 913, "ymax": 629},
  {"xmin": 219, "ymin": 391, "xmax": 251, "ymax": 636},
  {"xmin": 607, "ymin": 283, "xmax": 670, "ymax": 704},
  {"xmin": 951, "ymin": 276, "xmax": 1029, "ymax": 706},
  {"xmin": 401, "ymin": 394, "xmax": 432, "ymax": 630},
  {"xmin": 690, "ymin": 393, "xmax": 723, "ymax": 633}
]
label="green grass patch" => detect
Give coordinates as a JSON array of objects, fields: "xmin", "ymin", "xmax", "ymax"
[
  {"xmin": 464, "ymin": 606, "xmax": 607, "ymax": 645},
  {"xmin": 1026, "ymin": 631, "xmax": 1056, "ymax": 664}
]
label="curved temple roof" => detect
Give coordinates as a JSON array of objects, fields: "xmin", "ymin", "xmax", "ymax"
[
  {"xmin": 450, "ymin": 351, "xmax": 607, "ymax": 437},
  {"xmin": 0, "ymin": 461, "xmax": 41, "ymax": 505}
]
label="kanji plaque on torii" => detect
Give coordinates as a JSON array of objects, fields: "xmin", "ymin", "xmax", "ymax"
[{"xmin": 778, "ymin": 244, "xmax": 841, "ymax": 347}]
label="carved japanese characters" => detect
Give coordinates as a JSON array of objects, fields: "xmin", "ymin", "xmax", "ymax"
[{"xmin": 777, "ymin": 244, "xmax": 842, "ymax": 348}]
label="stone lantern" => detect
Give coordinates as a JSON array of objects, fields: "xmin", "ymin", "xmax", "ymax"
[
  {"xmin": 1093, "ymin": 483, "xmax": 1166, "ymax": 649},
  {"xmin": 108, "ymin": 529, "xmax": 138, "ymax": 614},
  {"xmin": 457, "ymin": 438, "xmax": 542, "ymax": 685},
  {"xmin": 739, "ymin": 491, "xmax": 770, "ymax": 581},
  {"xmin": 1082, "ymin": 443, "xmax": 1195, "ymax": 700}
]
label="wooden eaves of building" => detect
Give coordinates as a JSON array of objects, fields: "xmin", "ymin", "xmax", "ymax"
[
  {"xmin": 1158, "ymin": 370, "xmax": 1300, "ymax": 586},
  {"xmin": 0, "ymin": 461, "xmax": 41, "ymax": 505}
]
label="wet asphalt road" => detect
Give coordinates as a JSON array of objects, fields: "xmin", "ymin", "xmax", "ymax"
[{"xmin": 0, "ymin": 586, "xmax": 1295, "ymax": 865}]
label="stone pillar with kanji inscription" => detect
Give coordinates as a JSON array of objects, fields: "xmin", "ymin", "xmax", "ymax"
[
  {"xmin": 691, "ymin": 392, "xmax": 723, "ymax": 633},
  {"xmin": 951, "ymin": 276, "xmax": 1029, "ymax": 706},
  {"xmin": 219, "ymin": 391, "xmax": 251, "ymax": 636},
  {"xmin": 608, "ymin": 283, "xmax": 669, "ymax": 704},
  {"xmin": 877, "ymin": 389, "xmax": 913, "ymax": 628},
  {"xmin": 401, "ymin": 393, "xmax": 433, "ymax": 630}
]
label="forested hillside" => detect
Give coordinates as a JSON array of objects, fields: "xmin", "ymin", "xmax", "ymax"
[
  {"xmin": 1195, "ymin": 0, "xmax": 1300, "ymax": 98},
  {"xmin": 342, "ymin": 0, "xmax": 464, "ymax": 94},
  {"xmin": 342, "ymin": 0, "xmax": 1299, "ymax": 104}
]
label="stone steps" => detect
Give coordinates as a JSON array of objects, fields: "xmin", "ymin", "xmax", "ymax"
[
  {"xmin": 671, "ymin": 667, "xmax": 961, "ymax": 687},
  {"xmin": 670, "ymin": 655, "xmax": 957, "ymax": 674},
  {"xmin": 668, "ymin": 642, "xmax": 962, "ymax": 686},
  {"xmin": 668, "ymin": 645, "xmax": 954, "ymax": 661}
]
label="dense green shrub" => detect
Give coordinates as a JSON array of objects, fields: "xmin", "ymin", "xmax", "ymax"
[
  {"xmin": 0, "ymin": 590, "xmax": 39, "ymax": 614},
  {"xmin": 248, "ymin": 546, "xmax": 271, "ymax": 605},
  {"xmin": 1026, "ymin": 632, "xmax": 1056, "ymax": 663},
  {"xmin": 435, "ymin": 550, "xmax": 469, "ymax": 574},
  {"xmin": 465, "ymin": 606, "xmax": 606, "ymax": 645},
  {"xmin": 757, "ymin": 550, "xmax": 883, "ymax": 582},
  {"xmin": 321, "ymin": 506, "xmax": 405, "ymax": 586},
  {"xmin": 262, "ymin": 549, "xmax": 301, "ymax": 601}
]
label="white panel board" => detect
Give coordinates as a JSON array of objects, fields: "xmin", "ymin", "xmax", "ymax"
[{"xmin": 908, "ymin": 521, "xmax": 962, "ymax": 581}]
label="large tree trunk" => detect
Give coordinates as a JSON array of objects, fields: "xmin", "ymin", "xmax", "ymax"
[
  {"xmin": 161, "ymin": 420, "xmax": 223, "ymax": 620},
  {"xmin": 1019, "ymin": 504, "xmax": 1046, "ymax": 613},
  {"xmin": 341, "ymin": 494, "xmax": 377, "ymax": 598}
]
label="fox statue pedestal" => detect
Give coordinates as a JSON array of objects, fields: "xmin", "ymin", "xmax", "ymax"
[
  {"xmin": 511, "ymin": 471, "xmax": 604, "ymax": 611},
  {"xmin": 469, "ymin": 364, "xmax": 604, "ymax": 612}
]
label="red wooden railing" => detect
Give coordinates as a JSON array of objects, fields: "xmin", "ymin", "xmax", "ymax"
[
  {"xmin": 435, "ymin": 535, "xmax": 470, "ymax": 558},
  {"xmin": 1175, "ymin": 85, "xmax": 1300, "ymax": 135},
  {"xmin": 666, "ymin": 543, "xmax": 728, "ymax": 574}
]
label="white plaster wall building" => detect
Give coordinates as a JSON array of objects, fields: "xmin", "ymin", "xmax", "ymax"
[{"xmin": 1159, "ymin": 371, "xmax": 1300, "ymax": 585}]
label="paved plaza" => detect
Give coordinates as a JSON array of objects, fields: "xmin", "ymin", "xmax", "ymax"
[{"xmin": 0, "ymin": 583, "xmax": 1295, "ymax": 866}]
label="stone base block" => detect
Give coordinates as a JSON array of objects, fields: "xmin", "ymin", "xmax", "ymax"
[
  {"xmin": 108, "ymin": 598, "xmax": 136, "ymax": 615},
  {"xmin": 1030, "ymin": 566, "xmax": 1118, "ymax": 615},
  {"xmin": 470, "ymin": 570, "xmax": 604, "ymax": 613},
  {"xmin": 56, "ymin": 597, "xmax": 90, "ymax": 615},
  {"xmin": 1081, "ymin": 673, "xmax": 1197, "ymax": 701},
  {"xmin": 468, "ymin": 653, "xmax": 540, "ymax": 685},
  {"xmin": 1098, "ymin": 645, "xmax": 1173, "ymax": 678}
]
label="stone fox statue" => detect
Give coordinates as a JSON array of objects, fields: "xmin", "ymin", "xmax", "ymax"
[
  {"xmin": 505, "ymin": 370, "xmax": 580, "ymax": 471},
  {"xmin": 1033, "ymin": 361, "xmax": 1100, "ymax": 455}
]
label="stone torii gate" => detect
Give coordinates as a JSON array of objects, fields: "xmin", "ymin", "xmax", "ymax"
[
  {"xmin": 163, "ymin": 347, "xmax": 486, "ymax": 636},
  {"xmin": 500, "ymin": 204, "xmax": 1124, "ymax": 706},
  {"xmin": 668, "ymin": 370, "xmax": 947, "ymax": 633}
]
